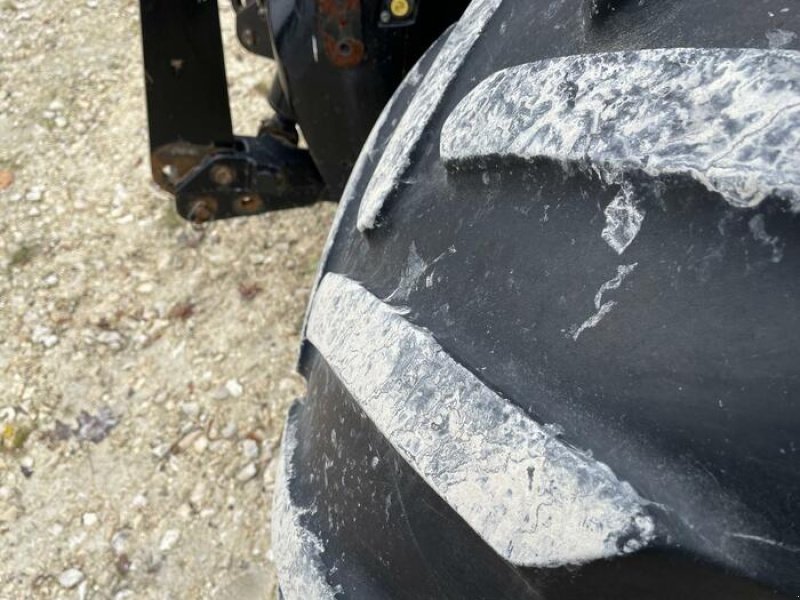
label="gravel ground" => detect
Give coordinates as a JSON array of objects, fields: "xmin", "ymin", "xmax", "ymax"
[{"xmin": 0, "ymin": 1, "xmax": 335, "ymax": 598}]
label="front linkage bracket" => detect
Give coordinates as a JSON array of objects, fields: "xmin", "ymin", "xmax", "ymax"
[
  {"xmin": 140, "ymin": 0, "xmax": 325, "ymax": 223},
  {"xmin": 161, "ymin": 135, "xmax": 324, "ymax": 223}
]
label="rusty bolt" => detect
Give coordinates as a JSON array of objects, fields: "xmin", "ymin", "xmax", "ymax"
[
  {"xmin": 233, "ymin": 193, "xmax": 264, "ymax": 215},
  {"xmin": 188, "ymin": 198, "xmax": 217, "ymax": 224},
  {"xmin": 210, "ymin": 164, "xmax": 235, "ymax": 186}
]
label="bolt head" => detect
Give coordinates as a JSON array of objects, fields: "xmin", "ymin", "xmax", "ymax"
[
  {"xmin": 390, "ymin": 0, "xmax": 411, "ymax": 18},
  {"xmin": 188, "ymin": 198, "xmax": 217, "ymax": 224},
  {"xmin": 233, "ymin": 194, "xmax": 264, "ymax": 215},
  {"xmin": 210, "ymin": 164, "xmax": 235, "ymax": 186}
]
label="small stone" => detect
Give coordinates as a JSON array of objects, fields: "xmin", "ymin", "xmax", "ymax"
[
  {"xmin": 177, "ymin": 429, "xmax": 203, "ymax": 452},
  {"xmin": 236, "ymin": 463, "xmax": 257, "ymax": 483},
  {"xmin": 42, "ymin": 273, "xmax": 59, "ymax": 287},
  {"xmin": 209, "ymin": 439, "xmax": 227, "ymax": 454},
  {"xmin": 114, "ymin": 183, "xmax": 128, "ymax": 202},
  {"xmin": 211, "ymin": 386, "xmax": 230, "ymax": 401},
  {"xmin": 68, "ymin": 530, "xmax": 87, "ymax": 550},
  {"xmin": 241, "ymin": 439, "xmax": 259, "ymax": 460},
  {"xmin": 180, "ymin": 402, "xmax": 199, "ymax": 418},
  {"xmin": 159, "ymin": 529, "xmax": 181, "ymax": 552},
  {"xmin": 221, "ymin": 422, "xmax": 237, "ymax": 439},
  {"xmin": 54, "ymin": 116, "xmax": 68, "ymax": 128},
  {"xmin": 0, "ymin": 505, "xmax": 20, "ymax": 523},
  {"xmin": 192, "ymin": 435, "xmax": 208, "ymax": 454},
  {"xmin": 111, "ymin": 530, "xmax": 129, "ymax": 555},
  {"xmin": 131, "ymin": 494, "xmax": 148, "ymax": 509},
  {"xmin": 85, "ymin": 0, "xmax": 98, "ymax": 7},
  {"xmin": 189, "ymin": 482, "xmax": 206, "ymax": 506},
  {"xmin": 249, "ymin": 253, "xmax": 266, "ymax": 265},
  {"xmin": 31, "ymin": 325, "xmax": 59, "ymax": 348},
  {"xmin": 25, "ymin": 188, "xmax": 42, "ymax": 202},
  {"xmin": 82, "ymin": 512, "xmax": 98, "ymax": 527},
  {"xmin": 58, "ymin": 568, "xmax": 85, "ymax": 589},
  {"xmin": 0, "ymin": 170, "xmax": 13, "ymax": 190},
  {"xmin": 150, "ymin": 443, "xmax": 170, "ymax": 459},
  {"xmin": 176, "ymin": 503, "xmax": 192, "ymax": 519},
  {"xmin": 96, "ymin": 330, "xmax": 123, "ymax": 350},
  {"xmin": 136, "ymin": 282, "xmax": 154, "ymax": 294},
  {"xmin": 224, "ymin": 379, "xmax": 243, "ymax": 398}
]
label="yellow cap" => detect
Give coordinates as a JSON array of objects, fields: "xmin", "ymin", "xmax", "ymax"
[{"xmin": 390, "ymin": 0, "xmax": 411, "ymax": 18}]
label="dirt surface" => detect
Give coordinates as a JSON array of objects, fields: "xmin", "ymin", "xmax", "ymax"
[{"xmin": 0, "ymin": 2, "xmax": 335, "ymax": 598}]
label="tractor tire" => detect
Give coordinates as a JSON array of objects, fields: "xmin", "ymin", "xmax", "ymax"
[{"xmin": 274, "ymin": 1, "xmax": 800, "ymax": 598}]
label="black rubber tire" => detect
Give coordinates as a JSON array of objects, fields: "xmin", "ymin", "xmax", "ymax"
[{"xmin": 282, "ymin": 1, "xmax": 800, "ymax": 598}]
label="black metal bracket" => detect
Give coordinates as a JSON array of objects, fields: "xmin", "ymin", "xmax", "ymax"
[
  {"xmin": 139, "ymin": 0, "xmax": 324, "ymax": 223},
  {"xmin": 172, "ymin": 135, "xmax": 325, "ymax": 223},
  {"xmin": 232, "ymin": 0, "xmax": 274, "ymax": 58}
]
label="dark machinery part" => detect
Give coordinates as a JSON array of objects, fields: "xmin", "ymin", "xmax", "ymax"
[
  {"xmin": 140, "ymin": 0, "xmax": 325, "ymax": 222},
  {"xmin": 233, "ymin": 0, "xmax": 274, "ymax": 59},
  {"xmin": 140, "ymin": 0, "xmax": 469, "ymax": 223},
  {"xmin": 139, "ymin": 0, "xmax": 234, "ymax": 155},
  {"xmin": 172, "ymin": 135, "xmax": 324, "ymax": 223},
  {"xmin": 266, "ymin": 0, "xmax": 470, "ymax": 194}
]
